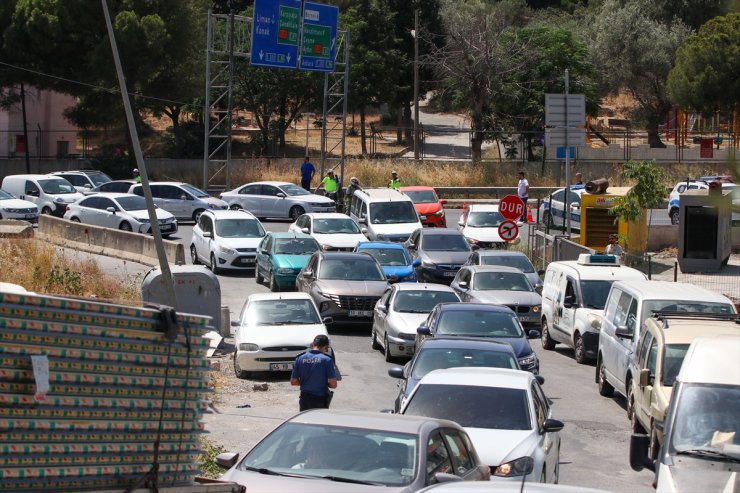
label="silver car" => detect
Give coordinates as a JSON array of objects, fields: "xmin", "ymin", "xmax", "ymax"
[
  {"xmin": 220, "ymin": 181, "xmax": 336, "ymax": 220},
  {"xmin": 129, "ymin": 181, "xmax": 228, "ymax": 222},
  {"xmin": 63, "ymin": 193, "xmax": 177, "ymax": 235},
  {"xmin": 451, "ymin": 265, "xmax": 542, "ymax": 328},
  {"xmin": 465, "ymin": 250, "xmax": 544, "ymax": 292}
]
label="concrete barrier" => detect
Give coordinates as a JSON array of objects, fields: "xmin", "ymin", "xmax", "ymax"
[
  {"xmin": 647, "ymin": 225, "xmax": 678, "ymax": 251},
  {"xmin": 0, "ymin": 220, "xmax": 34, "ymax": 238},
  {"xmin": 37, "ymin": 215, "xmax": 185, "ymax": 266}
]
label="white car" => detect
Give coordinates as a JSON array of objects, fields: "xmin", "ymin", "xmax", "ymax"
[
  {"xmin": 50, "ymin": 170, "xmax": 112, "ymax": 194},
  {"xmin": 0, "ymin": 189, "xmax": 39, "ymax": 222},
  {"xmin": 129, "ymin": 182, "xmax": 228, "ymax": 222},
  {"xmin": 538, "ymin": 187, "xmax": 586, "ymax": 230},
  {"xmin": 400, "ymin": 367, "xmax": 563, "ymax": 484},
  {"xmin": 232, "ymin": 292, "xmax": 330, "ymax": 378},
  {"xmin": 220, "ymin": 181, "xmax": 336, "ymax": 220},
  {"xmin": 63, "ymin": 193, "xmax": 177, "ymax": 235},
  {"xmin": 190, "ymin": 209, "xmax": 266, "ymax": 274},
  {"xmin": 458, "ymin": 204, "xmax": 521, "ymax": 248},
  {"xmin": 288, "ymin": 213, "xmax": 367, "ymax": 251},
  {"xmin": 667, "ymin": 179, "xmax": 736, "ymax": 225}
]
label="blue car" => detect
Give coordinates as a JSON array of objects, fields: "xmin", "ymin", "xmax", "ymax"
[
  {"xmin": 415, "ymin": 302, "xmax": 540, "ymax": 374},
  {"xmin": 255, "ymin": 232, "xmax": 321, "ymax": 291},
  {"xmin": 354, "ymin": 241, "xmax": 419, "ymax": 283}
]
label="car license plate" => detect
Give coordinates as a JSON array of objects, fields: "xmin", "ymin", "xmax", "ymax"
[
  {"xmin": 269, "ymin": 363, "xmax": 292, "ymax": 371},
  {"xmin": 24, "ymin": 214, "xmax": 36, "ymax": 219},
  {"xmin": 443, "ymin": 271, "xmax": 456, "ymax": 277},
  {"xmin": 241, "ymin": 258, "xmax": 255, "ymax": 265},
  {"xmin": 348, "ymin": 310, "xmax": 373, "ymax": 317},
  {"xmin": 161, "ymin": 224, "xmax": 174, "ymax": 231}
]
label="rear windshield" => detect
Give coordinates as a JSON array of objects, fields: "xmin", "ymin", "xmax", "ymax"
[
  {"xmin": 274, "ymin": 238, "xmax": 320, "ymax": 255},
  {"xmin": 411, "ymin": 348, "xmax": 519, "ymax": 380},
  {"xmin": 437, "ymin": 310, "xmax": 523, "ymax": 338},
  {"xmin": 394, "ymin": 290, "xmax": 460, "ymax": 313},
  {"xmin": 473, "ymin": 271, "xmax": 533, "ymax": 291}
]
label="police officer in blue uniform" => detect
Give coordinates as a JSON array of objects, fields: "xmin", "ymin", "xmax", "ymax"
[{"xmin": 290, "ymin": 334, "xmax": 338, "ymax": 411}]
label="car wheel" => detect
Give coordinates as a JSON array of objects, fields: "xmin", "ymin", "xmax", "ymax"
[
  {"xmin": 541, "ymin": 319, "xmax": 556, "ymax": 350},
  {"xmin": 289, "ymin": 205, "xmax": 304, "ymax": 221},
  {"xmin": 210, "ymin": 254, "xmax": 221, "ymax": 275},
  {"xmin": 384, "ymin": 334, "xmax": 394, "ymax": 363},
  {"xmin": 255, "ymin": 266, "xmax": 264, "ymax": 284},
  {"xmin": 371, "ymin": 327, "xmax": 382, "ymax": 350},
  {"xmin": 626, "ymin": 376, "xmax": 635, "ymax": 421},
  {"xmin": 193, "ymin": 209, "xmax": 205, "ymax": 222},
  {"xmin": 597, "ymin": 356, "xmax": 615, "ymax": 397},
  {"xmin": 233, "ymin": 351, "xmax": 250, "ymax": 380},
  {"xmin": 229, "ymin": 204, "xmax": 242, "ymax": 211},
  {"xmin": 574, "ymin": 332, "xmax": 587, "ymax": 364},
  {"xmin": 669, "ymin": 208, "xmax": 679, "ymax": 225},
  {"xmin": 70, "ymin": 217, "xmax": 81, "ymax": 223},
  {"xmin": 42, "ymin": 206, "xmax": 53, "ymax": 215},
  {"xmin": 269, "ymin": 271, "xmax": 280, "ymax": 292},
  {"xmin": 190, "ymin": 244, "xmax": 200, "ymax": 265},
  {"xmin": 119, "ymin": 221, "xmax": 132, "ymax": 232}
]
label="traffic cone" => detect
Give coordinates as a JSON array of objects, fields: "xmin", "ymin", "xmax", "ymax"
[{"xmin": 527, "ymin": 205, "xmax": 534, "ymax": 223}]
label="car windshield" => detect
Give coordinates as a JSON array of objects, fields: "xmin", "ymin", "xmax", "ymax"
[
  {"xmin": 370, "ymin": 201, "xmax": 418, "ymax": 225},
  {"xmin": 436, "ymin": 310, "xmax": 523, "ymax": 338},
  {"xmin": 467, "ymin": 211, "xmax": 504, "ymax": 228},
  {"xmin": 88, "ymin": 173, "xmax": 112, "ymax": 186},
  {"xmin": 473, "ymin": 272, "xmax": 533, "ymax": 291},
  {"xmin": 360, "ymin": 248, "xmax": 408, "ymax": 267},
  {"xmin": 274, "ymin": 238, "xmax": 320, "ymax": 255},
  {"xmin": 394, "ymin": 291, "xmax": 460, "ymax": 313},
  {"xmin": 181, "ymin": 183, "xmax": 210, "ymax": 198},
  {"xmin": 642, "ymin": 301, "xmax": 734, "ymax": 326},
  {"xmin": 404, "ymin": 384, "xmax": 531, "ymax": 430},
  {"xmin": 116, "ymin": 196, "xmax": 148, "ymax": 211},
  {"xmin": 662, "ymin": 344, "xmax": 690, "ymax": 387},
  {"xmin": 421, "ymin": 234, "xmax": 470, "ymax": 252},
  {"xmin": 319, "ymin": 259, "xmax": 385, "ymax": 281},
  {"xmin": 0, "ymin": 190, "xmax": 14, "ymax": 200},
  {"xmin": 280, "ymin": 184, "xmax": 311, "ymax": 196},
  {"xmin": 670, "ymin": 385, "xmax": 740, "ymax": 460},
  {"xmin": 579, "ymin": 280, "xmax": 616, "ymax": 309},
  {"xmin": 404, "ymin": 190, "xmax": 438, "ymax": 204},
  {"xmin": 411, "ymin": 348, "xmax": 519, "ymax": 380},
  {"xmin": 481, "ymin": 254, "xmax": 535, "ymax": 273},
  {"xmin": 239, "ymin": 421, "xmax": 418, "ymax": 486},
  {"xmin": 245, "ymin": 299, "xmax": 321, "ymax": 325},
  {"xmin": 38, "ymin": 179, "xmax": 76, "ymax": 194},
  {"xmin": 313, "ymin": 218, "xmax": 360, "ymax": 234},
  {"xmin": 216, "ymin": 218, "xmax": 265, "ymax": 238}
]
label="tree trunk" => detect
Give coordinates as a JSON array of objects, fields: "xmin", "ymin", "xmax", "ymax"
[
  {"xmin": 402, "ymin": 102, "xmax": 412, "ymax": 144},
  {"xmin": 278, "ymin": 100, "xmax": 287, "ymax": 149},
  {"xmin": 360, "ymin": 111, "xmax": 367, "ymax": 156},
  {"xmin": 396, "ymin": 110, "xmax": 403, "ymax": 143},
  {"xmin": 646, "ymin": 113, "xmax": 666, "ymax": 148}
]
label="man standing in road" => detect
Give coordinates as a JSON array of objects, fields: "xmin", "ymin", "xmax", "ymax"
[
  {"xmin": 291, "ymin": 334, "xmax": 338, "ymax": 411},
  {"xmin": 315, "ymin": 169, "xmax": 339, "ymax": 201},
  {"xmin": 517, "ymin": 171, "xmax": 529, "ymax": 222},
  {"xmin": 300, "ymin": 156, "xmax": 315, "ymax": 191},
  {"xmin": 133, "ymin": 168, "xmax": 141, "ymax": 183},
  {"xmin": 388, "ymin": 170, "xmax": 401, "ymax": 190}
]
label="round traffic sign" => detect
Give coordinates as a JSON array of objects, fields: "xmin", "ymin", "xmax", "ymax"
[
  {"xmin": 498, "ymin": 219, "xmax": 519, "ymax": 242},
  {"xmin": 499, "ymin": 195, "xmax": 525, "ymax": 221}
]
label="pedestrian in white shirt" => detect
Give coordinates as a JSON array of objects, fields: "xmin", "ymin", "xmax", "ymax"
[{"xmin": 517, "ymin": 171, "xmax": 529, "ymax": 222}]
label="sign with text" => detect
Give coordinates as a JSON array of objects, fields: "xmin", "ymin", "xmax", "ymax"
[
  {"xmin": 499, "ymin": 195, "xmax": 525, "ymax": 221},
  {"xmin": 299, "ymin": 2, "xmax": 338, "ymax": 72},
  {"xmin": 545, "ymin": 94, "xmax": 586, "ymax": 127},
  {"xmin": 251, "ymin": 0, "xmax": 301, "ymax": 69},
  {"xmin": 545, "ymin": 128, "xmax": 586, "ymax": 147}
]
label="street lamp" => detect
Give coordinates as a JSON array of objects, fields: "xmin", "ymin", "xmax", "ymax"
[
  {"xmin": 304, "ymin": 112, "xmax": 313, "ymax": 156},
  {"xmin": 412, "ymin": 9, "xmax": 420, "ymax": 161}
]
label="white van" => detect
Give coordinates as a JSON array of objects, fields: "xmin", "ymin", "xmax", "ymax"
[
  {"xmin": 349, "ymin": 188, "xmax": 422, "ymax": 243},
  {"xmin": 540, "ymin": 254, "xmax": 646, "ymax": 364},
  {"xmin": 1, "ymin": 174, "xmax": 84, "ymax": 217},
  {"xmin": 596, "ymin": 280, "xmax": 736, "ymax": 401}
]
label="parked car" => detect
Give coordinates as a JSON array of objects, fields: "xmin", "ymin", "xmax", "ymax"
[
  {"xmin": 296, "ymin": 252, "xmax": 388, "ymax": 326},
  {"xmin": 255, "ymin": 232, "xmax": 321, "ymax": 292},
  {"xmin": 216, "ymin": 409, "xmax": 491, "ymax": 491},
  {"xmin": 416, "ymin": 481, "xmax": 614, "ymax": 492},
  {"xmin": 0, "ymin": 189, "xmax": 39, "ymax": 222},
  {"xmin": 63, "ymin": 193, "xmax": 177, "ymax": 235},
  {"xmin": 465, "ymin": 250, "xmax": 543, "ymax": 292},
  {"xmin": 1, "ymin": 174, "xmax": 84, "ymax": 217},
  {"xmin": 416, "ymin": 303, "xmax": 540, "ymax": 373},
  {"xmin": 220, "ymin": 181, "xmax": 335, "ymax": 220},
  {"xmin": 451, "ymin": 265, "xmax": 542, "ymax": 328},
  {"xmin": 190, "ymin": 209, "xmax": 265, "ymax": 274},
  {"xmin": 400, "ymin": 367, "xmax": 564, "ymax": 484},
  {"xmin": 372, "ymin": 283, "xmax": 461, "ymax": 361},
  {"xmin": 538, "ymin": 187, "xmax": 586, "ymax": 230},
  {"xmin": 388, "ymin": 337, "xmax": 521, "ymax": 412},
  {"xmin": 401, "ymin": 186, "xmax": 447, "ymax": 228},
  {"xmin": 349, "ymin": 188, "xmax": 423, "ymax": 242},
  {"xmin": 288, "ymin": 213, "xmax": 367, "ymax": 251},
  {"xmin": 231, "ymin": 292, "xmax": 329, "ymax": 378},
  {"xmin": 458, "ymin": 204, "xmax": 519, "ymax": 248},
  {"xmin": 405, "ymin": 228, "xmax": 473, "ymax": 285},
  {"xmin": 89, "ymin": 179, "xmax": 137, "ymax": 194},
  {"xmin": 130, "ymin": 182, "xmax": 228, "ymax": 221},
  {"xmin": 50, "ymin": 170, "xmax": 112, "ymax": 194},
  {"xmin": 355, "ymin": 241, "xmax": 419, "ymax": 283},
  {"xmin": 666, "ymin": 179, "xmax": 736, "ymax": 225}
]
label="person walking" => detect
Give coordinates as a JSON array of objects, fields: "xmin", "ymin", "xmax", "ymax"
[
  {"xmin": 517, "ymin": 171, "xmax": 529, "ymax": 222},
  {"xmin": 344, "ymin": 177, "xmax": 362, "ymax": 214},
  {"xmin": 290, "ymin": 334, "xmax": 338, "ymax": 411},
  {"xmin": 300, "ymin": 156, "xmax": 315, "ymax": 191},
  {"xmin": 315, "ymin": 169, "xmax": 339, "ymax": 201},
  {"xmin": 388, "ymin": 170, "xmax": 401, "ymax": 190},
  {"xmin": 133, "ymin": 168, "xmax": 141, "ymax": 183}
]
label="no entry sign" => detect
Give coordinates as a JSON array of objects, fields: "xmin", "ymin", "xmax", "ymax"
[
  {"xmin": 498, "ymin": 219, "xmax": 519, "ymax": 242},
  {"xmin": 499, "ymin": 195, "xmax": 525, "ymax": 221}
]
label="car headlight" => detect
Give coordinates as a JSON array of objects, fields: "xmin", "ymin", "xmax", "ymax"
[
  {"xmin": 532, "ymin": 305, "xmax": 540, "ymax": 313},
  {"xmin": 208, "ymin": 203, "xmax": 220, "ymax": 209},
  {"xmin": 421, "ymin": 259, "xmax": 435, "ymax": 268},
  {"xmin": 467, "ymin": 238, "xmax": 480, "ymax": 244},
  {"xmin": 493, "ymin": 456, "xmax": 534, "ymax": 477},
  {"xmin": 139, "ymin": 218, "xmax": 151, "ymax": 223},
  {"xmin": 277, "ymin": 268, "xmax": 295, "ymax": 274},
  {"xmin": 518, "ymin": 354, "xmax": 537, "ymax": 367},
  {"xmin": 321, "ymin": 244, "xmax": 332, "ymax": 251},
  {"xmin": 238, "ymin": 343, "xmax": 259, "ymax": 351},
  {"xmin": 433, "ymin": 210, "xmax": 445, "ymax": 216},
  {"xmin": 218, "ymin": 244, "xmax": 236, "ymax": 255}
]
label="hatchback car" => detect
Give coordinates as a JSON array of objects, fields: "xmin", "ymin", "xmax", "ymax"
[
  {"xmin": 388, "ymin": 337, "xmax": 521, "ymax": 412},
  {"xmin": 220, "ymin": 181, "xmax": 335, "ymax": 220},
  {"xmin": 458, "ymin": 204, "xmax": 517, "ymax": 248},
  {"xmin": 465, "ymin": 250, "xmax": 543, "ymax": 292},
  {"xmin": 538, "ymin": 187, "xmax": 586, "ymax": 230},
  {"xmin": 190, "ymin": 209, "xmax": 266, "ymax": 274},
  {"xmin": 255, "ymin": 232, "xmax": 321, "ymax": 292},
  {"xmin": 0, "ymin": 189, "xmax": 38, "ymax": 222},
  {"xmin": 296, "ymin": 252, "xmax": 389, "ymax": 326},
  {"xmin": 289, "ymin": 213, "xmax": 367, "ymax": 251},
  {"xmin": 51, "ymin": 170, "xmax": 112, "ymax": 194},
  {"xmin": 130, "ymin": 182, "xmax": 228, "ymax": 221},
  {"xmin": 232, "ymin": 293, "xmax": 329, "ymax": 378},
  {"xmin": 372, "ymin": 283, "xmax": 461, "ymax": 361},
  {"xmin": 405, "ymin": 229, "xmax": 473, "ymax": 285},
  {"xmin": 400, "ymin": 368, "xmax": 563, "ymax": 484},
  {"xmin": 451, "ymin": 265, "xmax": 542, "ymax": 328},
  {"xmin": 355, "ymin": 241, "xmax": 419, "ymax": 283},
  {"xmin": 401, "ymin": 186, "xmax": 447, "ymax": 228},
  {"xmin": 216, "ymin": 409, "xmax": 490, "ymax": 491},
  {"xmin": 63, "ymin": 193, "xmax": 177, "ymax": 235},
  {"xmin": 416, "ymin": 303, "xmax": 539, "ymax": 373}
]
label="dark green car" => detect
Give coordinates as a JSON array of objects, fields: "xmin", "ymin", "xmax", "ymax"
[{"xmin": 255, "ymin": 232, "xmax": 321, "ymax": 291}]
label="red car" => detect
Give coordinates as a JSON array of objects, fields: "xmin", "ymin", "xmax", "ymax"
[{"xmin": 401, "ymin": 186, "xmax": 447, "ymax": 228}]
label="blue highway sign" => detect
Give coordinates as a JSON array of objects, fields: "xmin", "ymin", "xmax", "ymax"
[
  {"xmin": 300, "ymin": 2, "xmax": 339, "ymax": 72},
  {"xmin": 251, "ymin": 0, "xmax": 301, "ymax": 69}
]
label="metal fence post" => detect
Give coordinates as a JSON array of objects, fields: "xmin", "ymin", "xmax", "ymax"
[{"xmin": 674, "ymin": 261, "xmax": 678, "ymax": 282}]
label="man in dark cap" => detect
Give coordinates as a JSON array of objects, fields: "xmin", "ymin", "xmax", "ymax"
[{"xmin": 290, "ymin": 334, "xmax": 338, "ymax": 411}]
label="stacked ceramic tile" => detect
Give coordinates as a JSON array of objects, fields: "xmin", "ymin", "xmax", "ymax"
[{"xmin": 0, "ymin": 291, "xmax": 213, "ymax": 491}]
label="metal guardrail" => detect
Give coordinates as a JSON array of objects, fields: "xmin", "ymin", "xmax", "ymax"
[{"xmin": 435, "ymin": 187, "xmax": 560, "ymax": 199}]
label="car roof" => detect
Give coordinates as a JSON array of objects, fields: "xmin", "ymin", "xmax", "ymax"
[
  {"xmin": 678, "ymin": 334, "xmax": 740, "ymax": 385},
  {"xmin": 131, "ymin": 181, "xmax": 188, "ymax": 186},
  {"xmin": 466, "ymin": 204, "xmax": 500, "ymax": 212},
  {"xmin": 244, "ymin": 181, "xmax": 293, "ymax": 187},
  {"xmin": 204, "ymin": 209, "xmax": 257, "ymax": 220},
  {"xmin": 611, "ymin": 280, "xmax": 735, "ymax": 304},
  {"xmin": 437, "ymin": 302, "xmax": 513, "ymax": 313},
  {"xmin": 394, "ymin": 282, "xmax": 456, "ymax": 292},
  {"xmin": 303, "ymin": 212, "xmax": 353, "ymax": 219},
  {"xmin": 418, "ymin": 337, "xmax": 515, "ymax": 353},
  {"xmin": 356, "ymin": 241, "xmax": 405, "ymax": 250},
  {"xmin": 51, "ymin": 170, "xmax": 107, "ymax": 175},
  {"xmin": 418, "ymin": 367, "xmax": 533, "ymax": 390},
  {"xmin": 478, "ymin": 250, "xmax": 529, "ymax": 259},
  {"xmin": 5, "ymin": 174, "xmax": 65, "ymax": 180},
  {"xmin": 549, "ymin": 261, "xmax": 646, "ymax": 281},
  {"xmin": 400, "ymin": 186, "xmax": 436, "ymax": 192},
  {"xmin": 320, "ymin": 252, "xmax": 374, "ymax": 261},
  {"xmin": 290, "ymin": 409, "xmax": 462, "ymax": 434},
  {"xmin": 464, "ymin": 265, "xmax": 525, "ymax": 274},
  {"xmin": 248, "ymin": 292, "xmax": 315, "ymax": 302},
  {"xmin": 551, "ymin": 187, "xmax": 587, "ymax": 196},
  {"xmin": 647, "ymin": 315, "xmax": 740, "ymax": 345},
  {"xmin": 356, "ymin": 188, "xmax": 411, "ymax": 201},
  {"xmin": 86, "ymin": 192, "xmax": 138, "ymax": 200},
  {"xmin": 419, "ymin": 228, "xmax": 464, "ymax": 237}
]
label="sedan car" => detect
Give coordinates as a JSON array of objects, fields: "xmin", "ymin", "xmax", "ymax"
[
  {"xmin": 289, "ymin": 213, "xmax": 367, "ymax": 251},
  {"xmin": 0, "ymin": 189, "xmax": 38, "ymax": 222},
  {"xmin": 89, "ymin": 179, "xmax": 137, "ymax": 194},
  {"xmin": 400, "ymin": 368, "xmax": 563, "ymax": 484},
  {"xmin": 465, "ymin": 250, "xmax": 543, "ymax": 292},
  {"xmin": 538, "ymin": 187, "xmax": 586, "ymax": 230},
  {"xmin": 416, "ymin": 303, "xmax": 539, "ymax": 373},
  {"xmin": 216, "ymin": 409, "xmax": 490, "ymax": 491},
  {"xmin": 63, "ymin": 193, "xmax": 177, "ymax": 235},
  {"xmin": 130, "ymin": 182, "xmax": 228, "ymax": 222},
  {"xmin": 401, "ymin": 186, "xmax": 447, "ymax": 228},
  {"xmin": 296, "ymin": 252, "xmax": 389, "ymax": 326},
  {"xmin": 355, "ymin": 241, "xmax": 419, "ymax": 283},
  {"xmin": 372, "ymin": 283, "xmax": 461, "ymax": 361},
  {"xmin": 220, "ymin": 181, "xmax": 335, "ymax": 220},
  {"xmin": 458, "ymin": 204, "xmax": 519, "ymax": 248},
  {"xmin": 232, "ymin": 292, "xmax": 329, "ymax": 378},
  {"xmin": 451, "ymin": 265, "xmax": 542, "ymax": 328},
  {"xmin": 190, "ymin": 209, "xmax": 265, "ymax": 274},
  {"xmin": 255, "ymin": 232, "xmax": 321, "ymax": 292},
  {"xmin": 388, "ymin": 337, "xmax": 521, "ymax": 412},
  {"xmin": 405, "ymin": 228, "xmax": 473, "ymax": 285}
]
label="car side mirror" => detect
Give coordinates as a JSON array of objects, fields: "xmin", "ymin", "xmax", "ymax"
[
  {"xmin": 435, "ymin": 472, "xmax": 463, "ymax": 484},
  {"xmin": 615, "ymin": 325, "xmax": 633, "ymax": 339},
  {"xmin": 418, "ymin": 214, "xmax": 427, "ymax": 221},
  {"xmin": 230, "ymin": 320, "xmax": 240, "ymax": 327},
  {"xmin": 407, "ymin": 243, "xmax": 416, "ymax": 250},
  {"xmin": 417, "ymin": 325, "xmax": 430, "ymax": 335},
  {"xmin": 470, "ymin": 244, "xmax": 480, "ymax": 250},
  {"xmin": 276, "ymin": 192, "xmax": 286, "ymax": 198},
  {"xmin": 83, "ymin": 183, "xmax": 92, "ymax": 189},
  {"xmin": 457, "ymin": 220, "xmax": 464, "ymax": 226},
  {"xmin": 26, "ymin": 190, "xmax": 39, "ymax": 197},
  {"xmin": 639, "ymin": 368, "xmax": 652, "ymax": 387},
  {"xmin": 412, "ymin": 258, "xmax": 421, "ymax": 267},
  {"xmin": 203, "ymin": 232, "xmax": 212, "ymax": 238},
  {"xmin": 377, "ymin": 304, "xmax": 387, "ymax": 313},
  {"xmin": 535, "ymin": 285, "xmax": 543, "ymax": 295},
  {"xmin": 322, "ymin": 316, "xmax": 334, "ymax": 325},
  {"xmin": 388, "ymin": 276, "xmax": 400, "ymax": 284},
  {"xmin": 535, "ymin": 375, "xmax": 545, "ymax": 385},
  {"xmin": 537, "ymin": 269, "xmax": 545, "ymax": 275},
  {"xmin": 358, "ymin": 218, "xmax": 366, "ymax": 224},
  {"xmin": 215, "ymin": 452, "xmax": 239, "ymax": 469},
  {"xmin": 541, "ymin": 418, "xmax": 564, "ymax": 433},
  {"xmin": 303, "ymin": 269, "xmax": 313, "ymax": 278},
  {"xmin": 629, "ymin": 434, "xmax": 655, "ymax": 472},
  {"xmin": 361, "ymin": 227, "xmax": 368, "ymax": 234},
  {"xmin": 387, "ymin": 367, "xmax": 404, "ymax": 379},
  {"xmin": 457, "ymin": 281, "xmax": 468, "ymax": 290},
  {"xmin": 301, "ymin": 227, "xmax": 310, "ymax": 234},
  {"xmin": 106, "ymin": 207, "xmax": 116, "ymax": 214},
  {"xmin": 528, "ymin": 329, "xmax": 541, "ymax": 339},
  {"xmin": 563, "ymin": 295, "xmax": 575, "ymax": 308}
]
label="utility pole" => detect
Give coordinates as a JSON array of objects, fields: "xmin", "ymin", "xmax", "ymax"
[
  {"xmin": 564, "ymin": 69, "xmax": 571, "ymax": 236},
  {"xmin": 20, "ymin": 83, "xmax": 30, "ymax": 173},
  {"xmin": 413, "ymin": 9, "xmax": 420, "ymax": 160}
]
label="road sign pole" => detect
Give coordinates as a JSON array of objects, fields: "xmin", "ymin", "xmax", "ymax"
[{"xmin": 564, "ymin": 69, "xmax": 571, "ymax": 236}]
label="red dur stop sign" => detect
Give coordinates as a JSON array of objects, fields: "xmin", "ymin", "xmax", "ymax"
[{"xmin": 499, "ymin": 195, "xmax": 525, "ymax": 221}]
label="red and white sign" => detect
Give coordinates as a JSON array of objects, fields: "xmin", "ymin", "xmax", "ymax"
[
  {"xmin": 499, "ymin": 195, "xmax": 525, "ymax": 221},
  {"xmin": 498, "ymin": 220, "xmax": 519, "ymax": 242}
]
